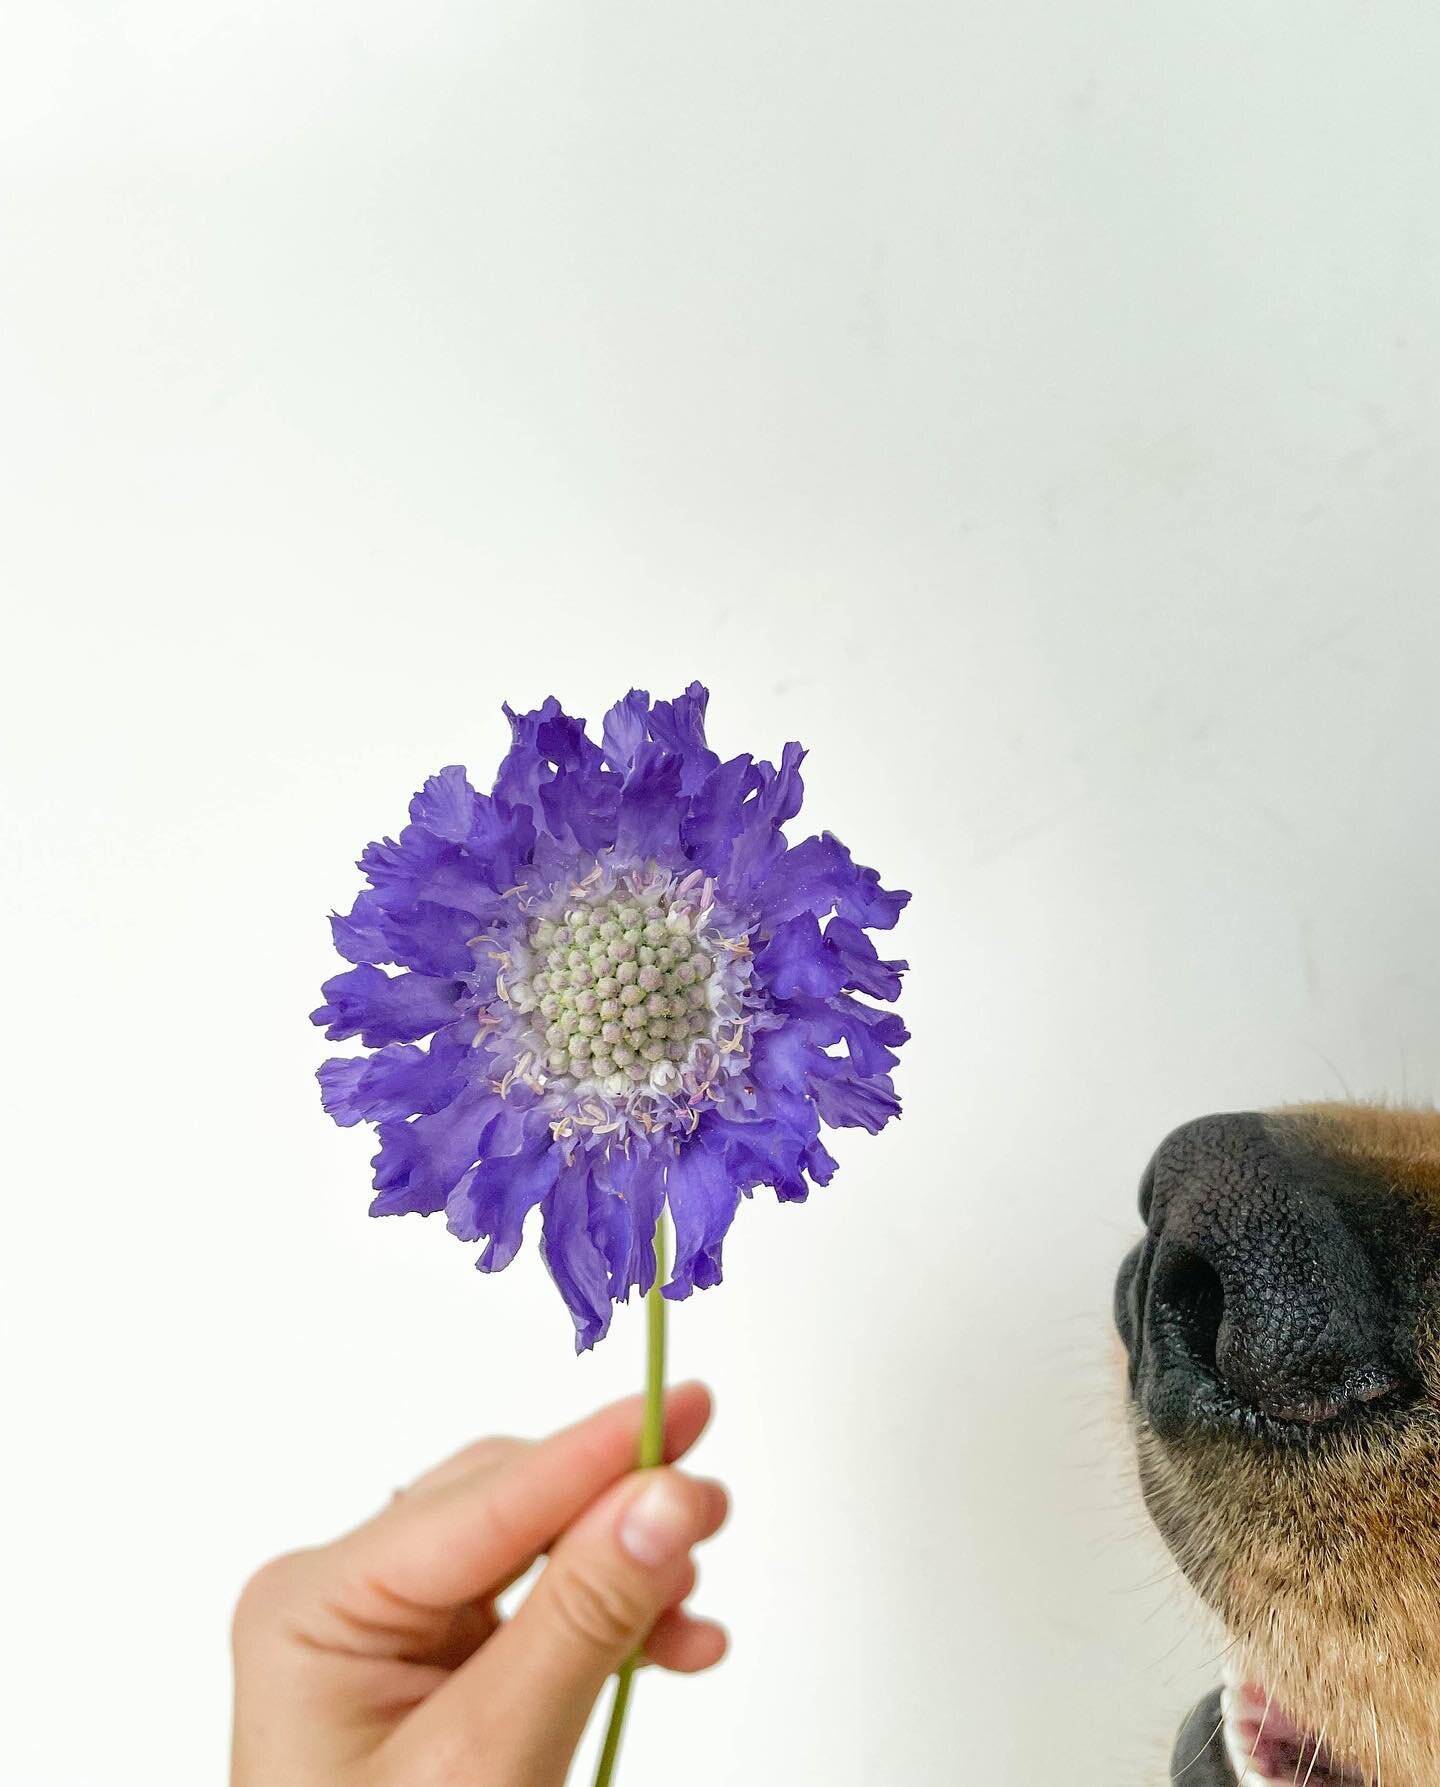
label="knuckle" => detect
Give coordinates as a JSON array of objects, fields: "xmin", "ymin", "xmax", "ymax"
[
  {"xmin": 231, "ymin": 1549, "xmax": 312, "ymax": 1636},
  {"xmin": 547, "ymin": 1563, "xmax": 648, "ymax": 1654}
]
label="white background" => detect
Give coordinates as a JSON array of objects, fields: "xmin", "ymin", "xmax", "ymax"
[{"xmin": 5, "ymin": 5, "xmax": 1440, "ymax": 1784}]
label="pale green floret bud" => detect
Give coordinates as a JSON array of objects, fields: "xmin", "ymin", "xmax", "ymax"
[
  {"xmin": 599, "ymin": 998, "xmax": 621, "ymax": 1021},
  {"xmin": 553, "ymin": 926, "xmax": 572, "ymax": 948},
  {"xmin": 604, "ymin": 1072, "xmax": 629, "ymax": 1097},
  {"xmin": 578, "ymin": 1014, "xmax": 599, "ymax": 1037},
  {"xmin": 687, "ymin": 984, "xmax": 707, "ymax": 1008},
  {"xmin": 568, "ymin": 1033, "xmax": 591, "ymax": 1057},
  {"xmin": 638, "ymin": 965, "xmax": 662, "ymax": 992},
  {"xmin": 572, "ymin": 922, "xmax": 594, "ymax": 948},
  {"xmin": 560, "ymin": 1009, "xmax": 580, "ymax": 1037},
  {"xmin": 602, "ymin": 1021, "xmax": 624, "ymax": 1045},
  {"xmin": 596, "ymin": 975, "xmax": 619, "ymax": 999},
  {"xmin": 690, "ymin": 952, "xmax": 712, "ymax": 977},
  {"xmin": 645, "ymin": 993, "xmax": 667, "ymax": 1018},
  {"xmin": 534, "ymin": 921, "xmax": 557, "ymax": 950},
  {"xmin": 617, "ymin": 905, "xmax": 642, "ymax": 928},
  {"xmin": 643, "ymin": 919, "xmax": 667, "ymax": 946},
  {"xmin": 574, "ymin": 989, "xmax": 598, "ymax": 1014},
  {"xmin": 569, "ymin": 962, "xmax": 593, "ymax": 988},
  {"xmin": 547, "ymin": 1047, "xmax": 569, "ymax": 1073},
  {"xmin": 641, "ymin": 1039, "xmax": 665, "ymax": 1063},
  {"xmin": 611, "ymin": 937, "xmax": 636, "ymax": 962},
  {"xmin": 647, "ymin": 1016, "xmax": 668, "ymax": 1038},
  {"xmin": 546, "ymin": 1021, "xmax": 567, "ymax": 1047},
  {"xmin": 616, "ymin": 960, "xmax": 638, "ymax": 985},
  {"xmin": 590, "ymin": 1051, "xmax": 612, "ymax": 1079},
  {"xmin": 674, "ymin": 961, "xmax": 697, "ymax": 986},
  {"xmin": 532, "ymin": 972, "xmax": 550, "ymax": 996},
  {"xmin": 612, "ymin": 1043, "xmax": 635, "ymax": 1068},
  {"xmin": 666, "ymin": 1039, "xmax": 687, "ymax": 1060},
  {"xmin": 656, "ymin": 948, "xmax": 675, "ymax": 970},
  {"xmin": 623, "ymin": 1005, "xmax": 647, "ymax": 1031},
  {"xmin": 619, "ymin": 983, "xmax": 644, "ymax": 1007}
]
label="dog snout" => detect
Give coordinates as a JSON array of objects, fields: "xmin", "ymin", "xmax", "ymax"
[{"xmin": 1117, "ymin": 1111, "xmax": 1406, "ymax": 1441}]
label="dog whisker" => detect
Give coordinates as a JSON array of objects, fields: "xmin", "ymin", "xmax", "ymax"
[{"xmin": 1170, "ymin": 1707, "xmax": 1228, "ymax": 1780}]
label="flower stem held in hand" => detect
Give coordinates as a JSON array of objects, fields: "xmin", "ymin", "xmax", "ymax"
[{"xmin": 592, "ymin": 1215, "xmax": 669, "ymax": 1787}]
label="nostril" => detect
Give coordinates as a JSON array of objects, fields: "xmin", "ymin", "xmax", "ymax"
[{"xmin": 1150, "ymin": 1249, "xmax": 1225, "ymax": 1378}]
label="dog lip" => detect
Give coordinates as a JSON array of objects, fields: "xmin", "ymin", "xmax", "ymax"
[
  {"xmin": 1219, "ymin": 1678, "xmax": 1369, "ymax": 1786},
  {"xmin": 1171, "ymin": 1681, "xmax": 1370, "ymax": 1785}
]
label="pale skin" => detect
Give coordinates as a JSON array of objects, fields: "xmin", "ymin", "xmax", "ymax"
[{"xmin": 231, "ymin": 1382, "xmax": 728, "ymax": 1787}]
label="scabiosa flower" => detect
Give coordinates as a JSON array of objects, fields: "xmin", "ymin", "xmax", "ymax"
[{"xmin": 312, "ymin": 683, "xmax": 909, "ymax": 1350}]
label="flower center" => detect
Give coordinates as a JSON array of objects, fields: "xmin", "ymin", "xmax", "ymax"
[{"xmin": 504, "ymin": 879, "xmax": 726, "ymax": 1105}]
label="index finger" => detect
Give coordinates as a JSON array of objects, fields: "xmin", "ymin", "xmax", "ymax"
[{"xmin": 331, "ymin": 1380, "xmax": 713, "ymax": 1612}]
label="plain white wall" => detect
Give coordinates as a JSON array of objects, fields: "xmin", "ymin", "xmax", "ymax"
[{"xmin": 5, "ymin": 5, "xmax": 1440, "ymax": 1783}]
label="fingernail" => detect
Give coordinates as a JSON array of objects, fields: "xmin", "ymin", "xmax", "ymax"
[{"xmin": 619, "ymin": 1475, "xmax": 693, "ymax": 1567}]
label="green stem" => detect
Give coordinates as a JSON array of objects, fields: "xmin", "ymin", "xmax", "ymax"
[{"xmin": 590, "ymin": 1214, "xmax": 668, "ymax": 1787}]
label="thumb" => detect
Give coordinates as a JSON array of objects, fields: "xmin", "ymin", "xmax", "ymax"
[{"xmin": 425, "ymin": 1468, "xmax": 725, "ymax": 1776}]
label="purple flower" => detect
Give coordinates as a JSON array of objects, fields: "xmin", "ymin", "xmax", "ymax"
[{"xmin": 313, "ymin": 685, "xmax": 909, "ymax": 1350}]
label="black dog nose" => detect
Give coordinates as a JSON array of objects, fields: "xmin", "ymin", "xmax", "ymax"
[{"xmin": 1117, "ymin": 1112, "xmax": 1404, "ymax": 1439}]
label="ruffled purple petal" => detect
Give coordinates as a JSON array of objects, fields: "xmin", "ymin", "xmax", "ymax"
[
  {"xmin": 601, "ymin": 688, "xmax": 652, "ymax": 775},
  {"xmin": 406, "ymin": 767, "xmax": 541, "ymax": 896},
  {"xmin": 359, "ymin": 824, "xmax": 452, "ymax": 901},
  {"xmin": 810, "ymin": 1068, "xmax": 901, "ymax": 1133},
  {"xmin": 462, "ymin": 795, "xmax": 537, "ymax": 891},
  {"xmin": 318, "ymin": 1024, "xmax": 470, "ymax": 1127},
  {"xmin": 614, "ymin": 742, "xmax": 684, "ymax": 860},
  {"xmin": 601, "ymin": 1146, "xmax": 667, "ymax": 1296},
  {"xmin": 360, "ymin": 825, "xmax": 503, "ymax": 922},
  {"xmin": 792, "ymin": 992, "xmax": 909, "ymax": 1078},
  {"xmin": 680, "ymin": 753, "xmax": 762, "ymax": 872},
  {"xmin": 446, "ymin": 1116, "xmax": 561, "ymax": 1270},
  {"xmin": 494, "ymin": 698, "xmax": 607, "ymax": 816},
  {"xmin": 646, "ymin": 680, "xmax": 719, "ymax": 796},
  {"xmin": 330, "ymin": 890, "xmax": 392, "ymax": 965},
  {"xmin": 311, "ymin": 965, "xmax": 462, "ymax": 1045},
  {"xmin": 755, "ymin": 831, "xmax": 909, "ymax": 931},
  {"xmin": 409, "ymin": 765, "xmax": 480, "ymax": 844},
  {"xmin": 748, "ymin": 1021, "xmax": 828, "ymax": 1096},
  {"xmin": 541, "ymin": 1161, "xmax": 615, "ymax": 1351},
  {"xmin": 539, "ymin": 763, "xmax": 621, "ymax": 854},
  {"xmin": 805, "ymin": 1137, "xmax": 839, "ymax": 1183},
  {"xmin": 710, "ymin": 1114, "xmax": 813, "ymax": 1202},
  {"xmin": 664, "ymin": 1133, "xmax": 741, "ymax": 1300},
  {"xmin": 369, "ymin": 1084, "xmax": 502, "ymax": 1216},
  {"xmin": 724, "ymin": 742, "xmax": 806, "ymax": 897},
  {"xmin": 752, "ymin": 912, "xmax": 848, "ymax": 1001},
  {"xmin": 374, "ymin": 901, "xmax": 478, "ymax": 977},
  {"xmin": 823, "ymin": 916, "xmax": 906, "ymax": 1000}
]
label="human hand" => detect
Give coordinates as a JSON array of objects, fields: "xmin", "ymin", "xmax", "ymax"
[{"xmin": 231, "ymin": 1383, "xmax": 727, "ymax": 1787}]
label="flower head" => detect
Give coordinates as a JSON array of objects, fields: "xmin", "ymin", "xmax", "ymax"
[{"xmin": 313, "ymin": 684, "xmax": 909, "ymax": 1349}]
